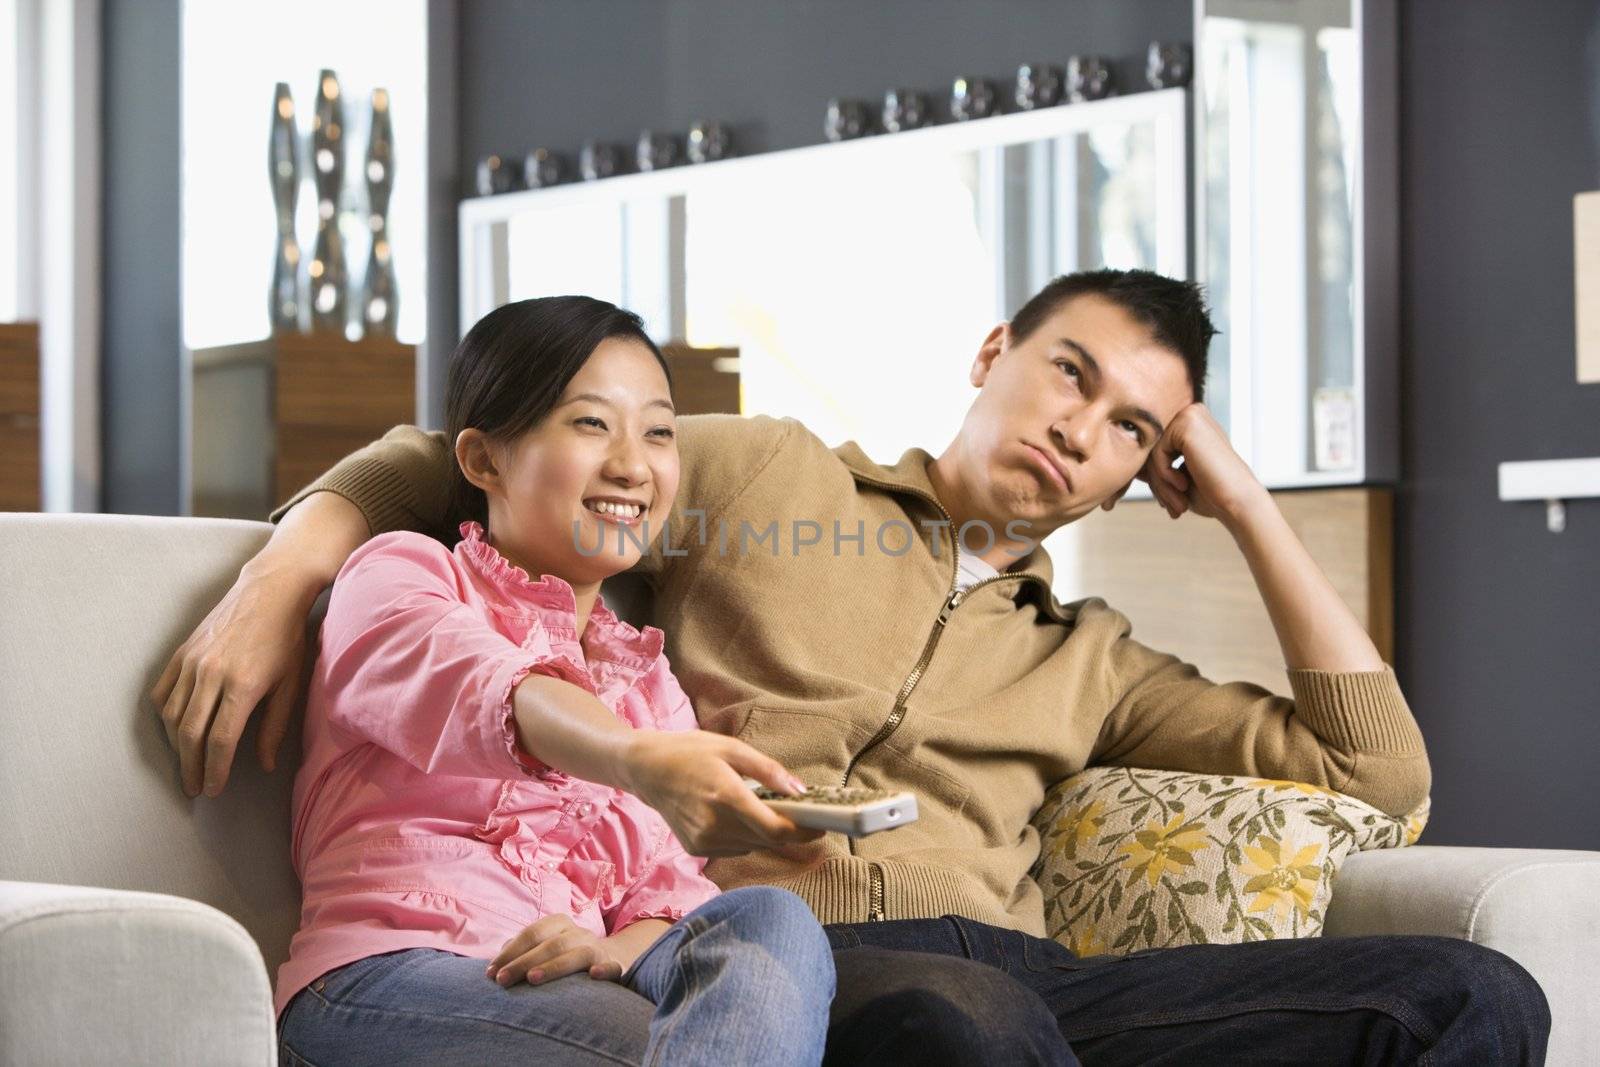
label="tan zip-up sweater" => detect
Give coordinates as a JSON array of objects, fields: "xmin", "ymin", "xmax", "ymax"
[{"xmin": 273, "ymin": 414, "xmax": 1430, "ymax": 934}]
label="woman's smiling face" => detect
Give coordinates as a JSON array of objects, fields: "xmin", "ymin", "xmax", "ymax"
[{"xmin": 471, "ymin": 336, "xmax": 679, "ymax": 587}]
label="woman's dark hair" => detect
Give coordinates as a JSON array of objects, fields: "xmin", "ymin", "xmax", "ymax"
[
  {"xmin": 1008, "ymin": 268, "xmax": 1216, "ymax": 402},
  {"xmin": 444, "ymin": 295, "xmax": 671, "ymax": 529}
]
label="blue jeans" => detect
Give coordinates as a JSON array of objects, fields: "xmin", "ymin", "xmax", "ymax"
[
  {"xmin": 278, "ymin": 886, "xmax": 834, "ymax": 1066},
  {"xmin": 822, "ymin": 917, "xmax": 1552, "ymax": 1065}
]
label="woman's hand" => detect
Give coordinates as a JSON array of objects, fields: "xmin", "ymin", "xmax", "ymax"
[
  {"xmin": 620, "ymin": 731, "xmax": 826, "ymax": 858},
  {"xmin": 486, "ymin": 914, "xmax": 633, "ymax": 987}
]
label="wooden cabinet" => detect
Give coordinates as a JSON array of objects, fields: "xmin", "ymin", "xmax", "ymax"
[
  {"xmin": 271, "ymin": 333, "xmax": 415, "ymax": 506},
  {"xmin": 0, "ymin": 323, "xmax": 40, "ymax": 511},
  {"xmin": 660, "ymin": 344, "xmax": 739, "ymax": 416},
  {"xmin": 190, "ymin": 336, "xmax": 734, "ymax": 520},
  {"xmin": 190, "ymin": 333, "xmax": 415, "ymax": 518}
]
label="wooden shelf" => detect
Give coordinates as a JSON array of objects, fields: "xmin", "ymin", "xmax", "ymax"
[{"xmin": 0, "ymin": 322, "xmax": 40, "ymax": 512}]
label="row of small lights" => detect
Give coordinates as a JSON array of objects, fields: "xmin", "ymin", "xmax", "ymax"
[{"xmin": 474, "ymin": 42, "xmax": 1191, "ymax": 197}]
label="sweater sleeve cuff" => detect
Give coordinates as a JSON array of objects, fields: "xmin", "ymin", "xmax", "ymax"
[
  {"xmin": 1287, "ymin": 667, "xmax": 1425, "ymax": 755},
  {"xmin": 268, "ymin": 455, "xmax": 419, "ymax": 536}
]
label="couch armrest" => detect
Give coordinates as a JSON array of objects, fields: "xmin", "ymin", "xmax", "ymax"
[
  {"xmin": 1325, "ymin": 846, "xmax": 1600, "ymax": 1066},
  {"xmin": 0, "ymin": 880, "xmax": 276, "ymax": 1066}
]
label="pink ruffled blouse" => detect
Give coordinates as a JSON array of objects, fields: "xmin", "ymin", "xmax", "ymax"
[{"xmin": 273, "ymin": 521, "xmax": 718, "ymax": 1018}]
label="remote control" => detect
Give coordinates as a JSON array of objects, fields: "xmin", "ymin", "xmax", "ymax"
[{"xmin": 745, "ymin": 781, "xmax": 919, "ymax": 836}]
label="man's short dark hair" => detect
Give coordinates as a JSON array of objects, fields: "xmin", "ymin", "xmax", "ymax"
[{"xmin": 1008, "ymin": 268, "xmax": 1215, "ymax": 402}]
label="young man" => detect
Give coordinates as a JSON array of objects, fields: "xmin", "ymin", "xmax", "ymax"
[{"xmin": 155, "ymin": 270, "xmax": 1549, "ymax": 1063}]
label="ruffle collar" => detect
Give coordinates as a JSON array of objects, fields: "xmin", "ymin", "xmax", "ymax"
[{"xmin": 454, "ymin": 521, "xmax": 664, "ymax": 668}]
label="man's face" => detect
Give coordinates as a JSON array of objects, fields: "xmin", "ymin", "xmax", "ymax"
[{"xmin": 954, "ymin": 293, "xmax": 1195, "ymax": 534}]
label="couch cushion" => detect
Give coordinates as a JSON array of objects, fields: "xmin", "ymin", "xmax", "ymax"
[
  {"xmin": 1031, "ymin": 766, "xmax": 1428, "ymax": 956},
  {"xmin": 0, "ymin": 513, "xmax": 303, "ymax": 976}
]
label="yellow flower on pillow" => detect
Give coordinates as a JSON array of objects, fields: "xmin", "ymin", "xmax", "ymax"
[
  {"xmin": 1248, "ymin": 778, "xmax": 1333, "ymax": 796},
  {"xmin": 1069, "ymin": 926, "xmax": 1108, "ymax": 959},
  {"xmin": 1117, "ymin": 814, "xmax": 1210, "ymax": 887},
  {"xmin": 1241, "ymin": 835, "xmax": 1324, "ymax": 920},
  {"xmin": 1051, "ymin": 799, "xmax": 1105, "ymax": 860}
]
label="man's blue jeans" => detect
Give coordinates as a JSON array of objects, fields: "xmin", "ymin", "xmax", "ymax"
[
  {"xmin": 277, "ymin": 886, "xmax": 834, "ymax": 1066},
  {"xmin": 823, "ymin": 916, "xmax": 1552, "ymax": 1065}
]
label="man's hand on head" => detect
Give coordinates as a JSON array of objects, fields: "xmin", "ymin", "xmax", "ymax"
[{"xmin": 1105, "ymin": 403, "xmax": 1269, "ymax": 526}]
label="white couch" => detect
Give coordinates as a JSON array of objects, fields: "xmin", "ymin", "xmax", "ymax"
[{"xmin": 2, "ymin": 513, "xmax": 1596, "ymax": 1065}]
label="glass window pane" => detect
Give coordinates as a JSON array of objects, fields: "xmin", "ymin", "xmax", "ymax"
[
  {"xmin": 684, "ymin": 150, "xmax": 999, "ymax": 461},
  {"xmin": 506, "ymin": 204, "xmax": 626, "ymax": 309}
]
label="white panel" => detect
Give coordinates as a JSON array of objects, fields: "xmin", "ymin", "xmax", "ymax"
[
  {"xmin": 1498, "ymin": 458, "xmax": 1600, "ymax": 502},
  {"xmin": 1577, "ymin": 191, "xmax": 1600, "ymax": 384}
]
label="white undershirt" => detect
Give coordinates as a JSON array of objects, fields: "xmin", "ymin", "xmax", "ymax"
[{"xmin": 954, "ymin": 547, "xmax": 1000, "ymax": 592}]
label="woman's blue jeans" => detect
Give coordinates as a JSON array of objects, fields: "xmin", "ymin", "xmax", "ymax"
[{"xmin": 277, "ymin": 886, "xmax": 834, "ymax": 1066}]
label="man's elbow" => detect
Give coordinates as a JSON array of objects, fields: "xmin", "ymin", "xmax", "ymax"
[{"xmin": 1342, "ymin": 749, "xmax": 1432, "ymax": 818}]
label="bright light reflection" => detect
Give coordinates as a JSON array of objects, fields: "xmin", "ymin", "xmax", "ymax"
[{"xmin": 685, "ymin": 151, "xmax": 998, "ymax": 462}]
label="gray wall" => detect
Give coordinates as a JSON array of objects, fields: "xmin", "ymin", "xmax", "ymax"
[
  {"xmin": 457, "ymin": 0, "xmax": 1190, "ymax": 186},
  {"xmin": 1396, "ymin": 0, "xmax": 1600, "ymax": 848},
  {"xmin": 101, "ymin": 0, "xmax": 182, "ymax": 514}
]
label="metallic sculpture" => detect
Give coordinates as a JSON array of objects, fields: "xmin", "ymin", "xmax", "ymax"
[
  {"xmin": 268, "ymin": 82, "xmax": 301, "ymax": 333},
  {"xmin": 308, "ymin": 69, "xmax": 348, "ymax": 334},
  {"xmin": 1066, "ymin": 56, "xmax": 1114, "ymax": 103},
  {"xmin": 476, "ymin": 155, "xmax": 520, "ymax": 196},
  {"xmin": 950, "ymin": 76, "xmax": 998, "ymax": 121},
  {"xmin": 824, "ymin": 98, "xmax": 874, "ymax": 142},
  {"xmin": 636, "ymin": 130, "xmax": 683, "ymax": 172},
  {"xmin": 1015, "ymin": 63, "xmax": 1065, "ymax": 110},
  {"xmin": 881, "ymin": 88, "xmax": 932, "ymax": 133},
  {"xmin": 687, "ymin": 121, "xmax": 733, "ymax": 164},
  {"xmin": 361, "ymin": 87, "xmax": 397, "ymax": 338},
  {"xmin": 1146, "ymin": 42, "xmax": 1193, "ymax": 89},
  {"xmin": 580, "ymin": 141, "xmax": 624, "ymax": 181},
  {"xmin": 522, "ymin": 148, "xmax": 568, "ymax": 188}
]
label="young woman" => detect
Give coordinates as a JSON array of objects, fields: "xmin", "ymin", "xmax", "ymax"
[{"xmin": 275, "ymin": 296, "xmax": 832, "ymax": 1066}]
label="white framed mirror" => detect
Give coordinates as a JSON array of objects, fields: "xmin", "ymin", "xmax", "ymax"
[{"xmin": 458, "ymin": 88, "xmax": 1188, "ymax": 467}]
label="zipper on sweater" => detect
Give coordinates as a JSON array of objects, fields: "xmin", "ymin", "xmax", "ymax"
[
  {"xmin": 841, "ymin": 583, "xmax": 963, "ymax": 790},
  {"xmin": 839, "ymin": 471, "xmax": 1070, "ymax": 921},
  {"xmin": 839, "ymin": 479, "xmax": 1044, "ymax": 793}
]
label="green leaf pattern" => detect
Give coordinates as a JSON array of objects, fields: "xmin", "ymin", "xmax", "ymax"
[{"xmin": 1031, "ymin": 767, "xmax": 1430, "ymax": 957}]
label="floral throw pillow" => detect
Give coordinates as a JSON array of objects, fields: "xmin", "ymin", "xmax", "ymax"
[{"xmin": 1031, "ymin": 767, "xmax": 1430, "ymax": 957}]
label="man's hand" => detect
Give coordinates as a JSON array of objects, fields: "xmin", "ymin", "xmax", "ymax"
[
  {"xmin": 1130, "ymin": 403, "xmax": 1269, "ymax": 526},
  {"xmin": 620, "ymin": 731, "xmax": 826, "ymax": 858},
  {"xmin": 486, "ymin": 914, "xmax": 632, "ymax": 987},
  {"xmin": 149, "ymin": 490, "xmax": 369, "ymax": 798},
  {"xmin": 149, "ymin": 555, "xmax": 317, "ymax": 797}
]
